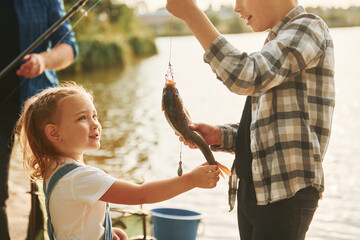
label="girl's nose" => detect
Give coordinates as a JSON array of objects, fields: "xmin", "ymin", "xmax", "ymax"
[{"xmin": 91, "ymin": 120, "xmax": 100, "ymax": 130}]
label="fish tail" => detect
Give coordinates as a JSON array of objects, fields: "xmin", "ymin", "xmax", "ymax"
[{"xmin": 216, "ymin": 162, "xmax": 231, "ymax": 178}]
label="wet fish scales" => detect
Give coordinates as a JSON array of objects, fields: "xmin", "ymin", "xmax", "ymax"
[{"xmin": 162, "ymin": 79, "xmax": 217, "ymax": 166}]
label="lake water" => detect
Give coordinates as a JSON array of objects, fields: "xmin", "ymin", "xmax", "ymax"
[{"xmin": 66, "ymin": 27, "xmax": 360, "ymax": 239}]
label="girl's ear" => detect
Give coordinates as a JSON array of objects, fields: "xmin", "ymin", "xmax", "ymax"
[{"xmin": 45, "ymin": 124, "xmax": 61, "ymax": 143}]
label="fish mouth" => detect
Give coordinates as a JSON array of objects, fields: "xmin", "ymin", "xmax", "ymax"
[{"xmin": 165, "ymin": 78, "xmax": 176, "ymax": 86}]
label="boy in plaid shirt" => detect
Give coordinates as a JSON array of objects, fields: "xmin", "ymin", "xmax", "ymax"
[{"xmin": 166, "ymin": 0, "xmax": 335, "ymax": 239}]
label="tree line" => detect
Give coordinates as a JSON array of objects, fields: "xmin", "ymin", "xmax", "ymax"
[
  {"xmin": 63, "ymin": 0, "xmax": 158, "ymax": 72},
  {"xmin": 142, "ymin": 5, "xmax": 360, "ymax": 37}
]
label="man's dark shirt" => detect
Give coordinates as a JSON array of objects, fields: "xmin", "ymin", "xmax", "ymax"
[
  {"xmin": 235, "ymin": 96, "xmax": 253, "ymax": 179},
  {"xmin": 0, "ymin": 0, "xmax": 20, "ymax": 116}
]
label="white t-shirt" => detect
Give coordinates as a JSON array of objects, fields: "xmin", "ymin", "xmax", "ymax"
[{"xmin": 45, "ymin": 158, "xmax": 116, "ymax": 240}]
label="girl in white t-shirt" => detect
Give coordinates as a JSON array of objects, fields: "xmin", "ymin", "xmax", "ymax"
[{"xmin": 15, "ymin": 82, "xmax": 220, "ymax": 240}]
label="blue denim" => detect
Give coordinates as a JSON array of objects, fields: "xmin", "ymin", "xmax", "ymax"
[
  {"xmin": 237, "ymin": 177, "xmax": 319, "ymax": 240},
  {"xmin": 14, "ymin": 0, "xmax": 78, "ymax": 104}
]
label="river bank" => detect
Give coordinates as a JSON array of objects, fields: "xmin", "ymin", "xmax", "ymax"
[{"xmin": 7, "ymin": 143, "xmax": 31, "ymax": 240}]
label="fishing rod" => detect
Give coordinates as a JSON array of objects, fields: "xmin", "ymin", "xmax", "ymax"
[{"xmin": 0, "ymin": 0, "xmax": 90, "ymax": 79}]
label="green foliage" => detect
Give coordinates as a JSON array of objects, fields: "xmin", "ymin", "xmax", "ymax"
[
  {"xmin": 141, "ymin": 6, "xmax": 251, "ymax": 36},
  {"xmin": 171, "ymin": 19, "xmax": 192, "ymax": 36},
  {"xmin": 112, "ymin": 214, "xmax": 152, "ymax": 238},
  {"xmin": 306, "ymin": 6, "xmax": 360, "ymax": 28},
  {"xmin": 227, "ymin": 16, "xmax": 248, "ymax": 33},
  {"xmin": 63, "ymin": 0, "xmax": 157, "ymax": 72},
  {"xmin": 205, "ymin": 5, "xmax": 251, "ymax": 34},
  {"xmin": 76, "ymin": 37, "xmax": 125, "ymax": 70},
  {"xmin": 207, "ymin": 14, "xmax": 221, "ymax": 27},
  {"xmin": 143, "ymin": 5, "xmax": 360, "ymax": 37},
  {"xmin": 128, "ymin": 36, "xmax": 157, "ymax": 56}
]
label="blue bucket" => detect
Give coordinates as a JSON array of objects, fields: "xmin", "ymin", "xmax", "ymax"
[{"xmin": 151, "ymin": 208, "xmax": 203, "ymax": 240}]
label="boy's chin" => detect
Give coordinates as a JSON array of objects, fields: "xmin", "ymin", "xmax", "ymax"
[
  {"xmin": 249, "ymin": 21, "xmax": 273, "ymax": 32},
  {"xmin": 250, "ymin": 25, "xmax": 267, "ymax": 33},
  {"xmin": 86, "ymin": 144, "xmax": 101, "ymax": 152}
]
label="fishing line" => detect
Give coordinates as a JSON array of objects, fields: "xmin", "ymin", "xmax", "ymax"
[
  {"xmin": 166, "ymin": 15, "xmax": 174, "ymax": 80},
  {"xmin": 54, "ymin": 0, "xmax": 101, "ymax": 48},
  {"xmin": 177, "ymin": 141, "xmax": 183, "ymax": 176},
  {"xmin": 168, "ymin": 15, "xmax": 174, "ymax": 67},
  {"xmin": 0, "ymin": 0, "xmax": 99, "ymax": 111}
]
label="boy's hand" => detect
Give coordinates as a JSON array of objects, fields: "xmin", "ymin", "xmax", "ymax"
[
  {"xmin": 166, "ymin": 0, "xmax": 199, "ymax": 22},
  {"xmin": 177, "ymin": 122, "xmax": 221, "ymax": 149},
  {"xmin": 189, "ymin": 163, "xmax": 220, "ymax": 189},
  {"xmin": 167, "ymin": 0, "xmax": 220, "ymax": 51}
]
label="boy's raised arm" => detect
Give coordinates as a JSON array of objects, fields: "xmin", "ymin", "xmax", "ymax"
[{"xmin": 166, "ymin": 0, "xmax": 220, "ymax": 51}]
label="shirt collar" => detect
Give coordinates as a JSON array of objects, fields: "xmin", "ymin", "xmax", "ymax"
[{"xmin": 266, "ymin": 6, "xmax": 306, "ymax": 42}]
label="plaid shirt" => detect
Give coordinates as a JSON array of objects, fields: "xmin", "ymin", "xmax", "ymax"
[{"xmin": 204, "ymin": 6, "xmax": 335, "ymax": 210}]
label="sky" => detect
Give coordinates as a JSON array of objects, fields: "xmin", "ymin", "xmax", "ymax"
[{"xmin": 122, "ymin": 0, "xmax": 360, "ymax": 12}]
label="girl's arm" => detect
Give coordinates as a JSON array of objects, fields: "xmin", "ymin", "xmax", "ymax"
[{"xmin": 99, "ymin": 164, "xmax": 219, "ymax": 205}]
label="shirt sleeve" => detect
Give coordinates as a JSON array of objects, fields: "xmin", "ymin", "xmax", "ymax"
[
  {"xmin": 203, "ymin": 16, "xmax": 327, "ymax": 95},
  {"xmin": 47, "ymin": 0, "xmax": 79, "ymax": 59},
  {"xmin": 70, "ymin": 166, "xmax": 116, "ymax": 206},
  {"xmin": 211, "ymin": 123, "xmax": 238, "ymax": 153}
]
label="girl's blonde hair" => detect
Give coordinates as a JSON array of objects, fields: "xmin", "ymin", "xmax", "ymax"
[{"xmin": 15, "ymin": 82, "xmax": 93, "ymax": 180}]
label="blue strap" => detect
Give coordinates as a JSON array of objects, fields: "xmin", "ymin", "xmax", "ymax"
[
  {"xmin": 105, "ymin": 202, "xmax": 113, "ymax": 240},
  {"xmin": 43, "ymin": 164, "xmax": 81, "ymax": 240},
  {"xmin": 43, "ymin": 163, "xmax": 113, "ymax": 240}
]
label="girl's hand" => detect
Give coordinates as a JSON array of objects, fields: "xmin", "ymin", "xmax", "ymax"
[
  {"xmin": 189, "ymin": 163, "xmax": 220, "ymax": 189},
  {"xmin": 177, "ymin": 122, "xmax": 221, "ymax": 149},
  {"xmin": 16, "ymin": 54, "xmax": 46, "ymax": 78},
  {"xmin": 112, "ymin": 227, "xmax": 128, "ymax": 240}
]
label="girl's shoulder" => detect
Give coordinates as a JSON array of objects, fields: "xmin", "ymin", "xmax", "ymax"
[
  {"xmin": 56, "ymin": 159, "xmax": 115, "ymax": 184},
  {"xmin": 45, "ymin": 157, "xmax": 116, "ymax": 187},
  {"xmin": 52, "ymin": 162, "xmax": 116, "ymax": 205}
]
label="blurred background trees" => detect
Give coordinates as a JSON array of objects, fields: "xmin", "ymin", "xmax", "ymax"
[
  {"xmin": 138, "ymin": 5, "xmax": 360, "ymax": 37},
  {"xmin": 61, "ymin": 0, "xmax": 360, "ymax": 73},
  {"xmin": 63, "ymin": 0, "xmax": 157, "ymax": 72}
]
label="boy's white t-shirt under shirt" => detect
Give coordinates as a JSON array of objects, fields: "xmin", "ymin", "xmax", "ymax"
[{"xmin": 45, "ymin": 158, "xmax": 116, "ymax": 240}]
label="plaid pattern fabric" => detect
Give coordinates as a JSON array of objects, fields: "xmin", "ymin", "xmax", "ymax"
[{"xmin": 205, "ymin": 6, "xmax": 335, "ymax": 210}]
